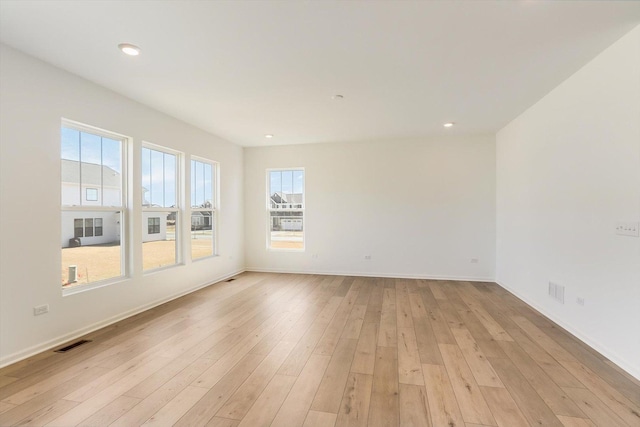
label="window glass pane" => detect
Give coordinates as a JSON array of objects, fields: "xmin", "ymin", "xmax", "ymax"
[
  {"xmin": 270, "ymin": 171, "xmax": 281, "ymax": 200},
  {"xmin": 143, "ymin": 212, "xmax": 177, "ymax": 270},
  {"xmin": 165, "ymin": 153, "xmax": 176, "ymax": 207},
  {"xmin": 192, "ymin": 161, "xmax": 204, "ymax": 207},
  {"xmin": 74, "ymin": 218, "xmax": 83, "ymax": 238},
  {"xmin": 269, "ymin": 211, "xmax": 303, "ymax": 249},
  {"xmin": 191, "ymin": 211, "xmax": 214, "ymax": 259},
  {"xmin": 62, "ymin": 210, "xmax": 122, "ymax": 287},
  {"xmin": 95, "ymin": 218, "xmax": 103, "ymax": 236},
  {"xmin": 204, "ymin": 162, "xmax": 212, "ymax": 207},
  {"xmin": 84, "ymin": 218, "xmax": 94, "ymax": 237},
  {"xmin": 150, "ymin": 149, "xmax": 164, "ymax": 206},
  {"xmin": 86, "ymin": 188, "xmax": 98, "ymax": 201},
  {"xmin": 142, "ymin": 147, "xmax": 151, "ymax": 206},
  {"xmin": 268, "ymin": 169, "xmax": 304, "ymax": 249},
  {"xmin": 61, "ymin": 128, "xmax": 81, "ymax": 206}
]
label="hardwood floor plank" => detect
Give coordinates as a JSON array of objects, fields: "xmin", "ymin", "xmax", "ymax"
[
  {"xmin": 368, "ymin": 346, "xmax": 399, "ymax": 427},
  {"xmin": 497, "ymin": 340, "xmax": 585, "ymax": 417},
  {"xmin": 143, "ymin": 385, "xmax": 209, "ymax": 426},
  {"xmin": 559, "ymin": 359, "xmax": 640, "ymax": 426},
  {"xmin": 480, "ymin": 386, "xmax": 528, "ymax": 427},
  {"xmin": 78, "ymin": 395, "xmax": 141, "ymax": 427},
  {"xmin": 271, "ymin": 354, "xmax": 331, "ymax": 427},
  {"xmin": 510, "ymin": 316, "xmax": 576, "ymax": 362},
  {"xmin": 172, "ymin": 353, "xmax": 265, "ymax": 427},
  {"xmin": 45, "ymin": 356, "xmax": 173, "ymax": 426},
  {"xmin": 438, "ymin": 344, "xmax": 496, "ymax": 426},
  {"xmin": 544, "ymin": 325, "xmax": 640, "ymax": 407},
  {"xmin": 456, "ymin": 292, "xmax": 512, "ymax": 342},
  {"xmin": 112, "ymin": 358, "xmax": 216, "ymax": 426},
  {"xmin": 556, "ymin": 415, "xmax": 597, "ymax": 427},
  {"xmin": 377, "ymin": 288, "xmax": 398, "ymax": 347},
  {"xmin": 395, "ymin": 280, "xmax": 414, "ymax": 329},
  {"xmin": 399, "ymin": 384, "xmax": 432, "ymax": 427},
  {"xmin": 303, "ymin": 410, "xmax": 337, "ymax": 427},
  {"xmin": 0, "ymin": 367, "xmax": 110, "ymax": 426},
  {"xmin": 422, "ymin": 364, "xmax": 464, "ymax": 427},
  {"xmin": 311, "ymin": 339, "xmax": 358, "ymax": 413},
  {"xmin": 341, "ymin": 304, "xmax": 366, "ymax": 340},
  {"xmin": 0, "ymin": 401, "xmax": 15, "ymax": 415},
  {"xmin": 488, "ymin": 357, "xmax": 563, "ymax": 427},
  {"xmin": 12, "ymin": 399, "xmax": 78, "ymax": 427},
  {"xmin": 397, "ymin": 328, "xmax": 424, "ymax": 386},
  {"xmin": 450, "ymin": 328, "xmax": 503, "ymax": 388},
  {"xmin": 216, "ymin": 340, "xmax": 296, "ymax": 420},
  {"xmin": 314, "ymin": 289, "xmax": 360, "ymax": 356},
  {"xmin": 561, "ymin": 387, "xmax": 628, "ymax": 427},
  {"xmin": 335, "ymin": 373, "xmax": 373, "ymax": 427},
  {"xmin": 236, "ymin": 374, "xmax": 296, "ymax": 427},
  {"xmin": 206, "ymin": 417, "xmax": 240, "ymax": 427},
  {"xmin": 278, "ymin": 321, "xmax": 329, "ymax": 377},
  {"xmin": 350, "ymin": 322, "xmax": 378, "ymax": 375}
]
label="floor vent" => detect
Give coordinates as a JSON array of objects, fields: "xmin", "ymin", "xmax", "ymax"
[
  {"xmin": 55, "ymin": 339, "xmax": 92, "ymax": 353},
  {"xmin": 226, "ymin": 278, "xmax": 236, "ymax": 282}
]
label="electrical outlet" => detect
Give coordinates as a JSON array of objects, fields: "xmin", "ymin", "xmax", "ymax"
[
  {"xmin": 312, "ymin": 254, "xmax": 319, "ymax": 259},
  {"xmin": 615, "ymin": 222, "xmax": 639, "ymax": 237},
  {"xmin": 33, "ymin": 304, "xmax": 49, "ymax": 316},
  {"xmin": 576, "ymin": 297, "xmax": 585, "ymax": 306},
  {"xmin": 364, "ymin": 255, "xmax": 371, "ymax": 260},
  {"xmin": 470, "ymin": 258, "xmax": 479, "ymax": 264}
]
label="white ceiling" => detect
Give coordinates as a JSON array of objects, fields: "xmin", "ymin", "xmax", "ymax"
[{"xmin": 1, "ymin": 1, "xmax": 639, "ymax": 147}]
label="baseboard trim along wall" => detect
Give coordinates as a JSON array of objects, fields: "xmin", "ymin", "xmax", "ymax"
[
  {"xmin": 246, "ymin": 267, "xmax": 494, "ymax": 283},
  {"xmin": 496, "ymin": 280, "xmax": 640, "ymax": 381},
  {"xmin": 0, "ymin": 269, "xmax": 245, "ymax": 369}
]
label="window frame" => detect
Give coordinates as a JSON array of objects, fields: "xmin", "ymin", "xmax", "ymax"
[
  {"xmin": 141, "ymin": 142, "xmax": 182, "ymax": 272},
  {"xmin": 190, "ymin": 156, "xmax": 218, "ymax": 261},
  {"xmin": 266, "ymin": 168, "xmax": 305, "ymax": 252},
  {"xmin": 61, "ymin": 119, "xmax": 129, "ymax": 295}
]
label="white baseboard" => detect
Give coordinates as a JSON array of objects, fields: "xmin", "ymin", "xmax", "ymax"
[
  {"xmin": 496, "ymin": 280, "xmax": 640, "ymax": 381},
  {"xmin": 0, "ymin": 269, "xmax": 245, "ymax": 369},
  {"xmin": 246, "ymin": 266, "xmax": 494, "ymax": 282}
]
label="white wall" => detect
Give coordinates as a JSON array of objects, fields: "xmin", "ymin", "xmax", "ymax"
[
  {"xmin": 245, "ymin": 137, "xmax": 496, "ymax": 280},
  {"xmin": 0, "ymin": 44, "xmax": 245, "ymax": 366},
  {"xmin": 496, "ymin": 26, "xmax": 640, "ymax": 378}
]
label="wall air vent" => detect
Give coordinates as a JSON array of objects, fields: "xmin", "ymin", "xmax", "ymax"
[
  {"xmin": 548, "ymin": 282, "xmax": 564, "ymax": 304},
  {"xmin": 54, "ymin": 339, "xmax": 92, "ymax": 353}
]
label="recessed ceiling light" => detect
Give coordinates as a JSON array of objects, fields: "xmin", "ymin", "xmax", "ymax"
[
  {"xmin": 265, "ymin": 134, "xmax": 274, "ymax": 138},
  {"xmin": 118, "ymin": 43, "xmax": 140, "ymax": 56},
  {"xmin": 443, "ymin": 122, "xmax": 455, "ymax": 128},
  {"xmin": 332, "ymin": 94, "xmax": 344, "ymax": 100}
]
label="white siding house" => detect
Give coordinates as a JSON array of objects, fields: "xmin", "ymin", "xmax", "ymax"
[{"xmin": 61, "ymin": 160, "xmax": 167, "ymax": 247}]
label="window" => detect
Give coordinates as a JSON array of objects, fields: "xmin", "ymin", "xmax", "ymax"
[
  {"xmin": 94, "ymin": 218, "xmax": 103, "ymax": 236},
  {"xmin": 72, "ymin": 217, "xmax": 103, "ymax": 238},
  {"xmin": 74, "ymin": 219, "xmax": 84, "ymax": 238},
  {"xmin": 148, "ymin": 217, "xmax": 160, "ymax": 234},
  {"xmin": 267, "ymin": 169, "xmax": 304, "ymax": 250},
  {"xmin": 61, "ymin": 122, "xmax": 126, "ymax": 289},
  {"xmin": 85, "ymin": 188, "xmax": 98, "ymax": 201},
  {"xmin": 191, "ymin": 158, "xmax": 216, "ymax": 259},
  {"xmin": 84, "ymin": 218, "xmax": 94, "ymax": 237},
  {"xmin": 142, "ymin": 145, "xmax": 180, "ymax": 271}
]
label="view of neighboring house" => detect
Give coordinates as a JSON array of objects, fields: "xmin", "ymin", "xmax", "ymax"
[
  {"xmin": 61, "ymin": 160, "xmax": 167, "ymax": 247},
  {"xmin": 270, "ymin": 192, "xmax": 303, "ymax": 231}
]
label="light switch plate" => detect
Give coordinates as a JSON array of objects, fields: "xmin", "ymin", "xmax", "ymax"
[{"xmin": 615, "ymin": 222, "xmax": 639, "ymax": 237}]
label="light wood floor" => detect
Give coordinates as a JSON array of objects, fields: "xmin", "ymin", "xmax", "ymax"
[{"xmin": 1, "ymin": 273, "xmax": 639, "ymax": 427}]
